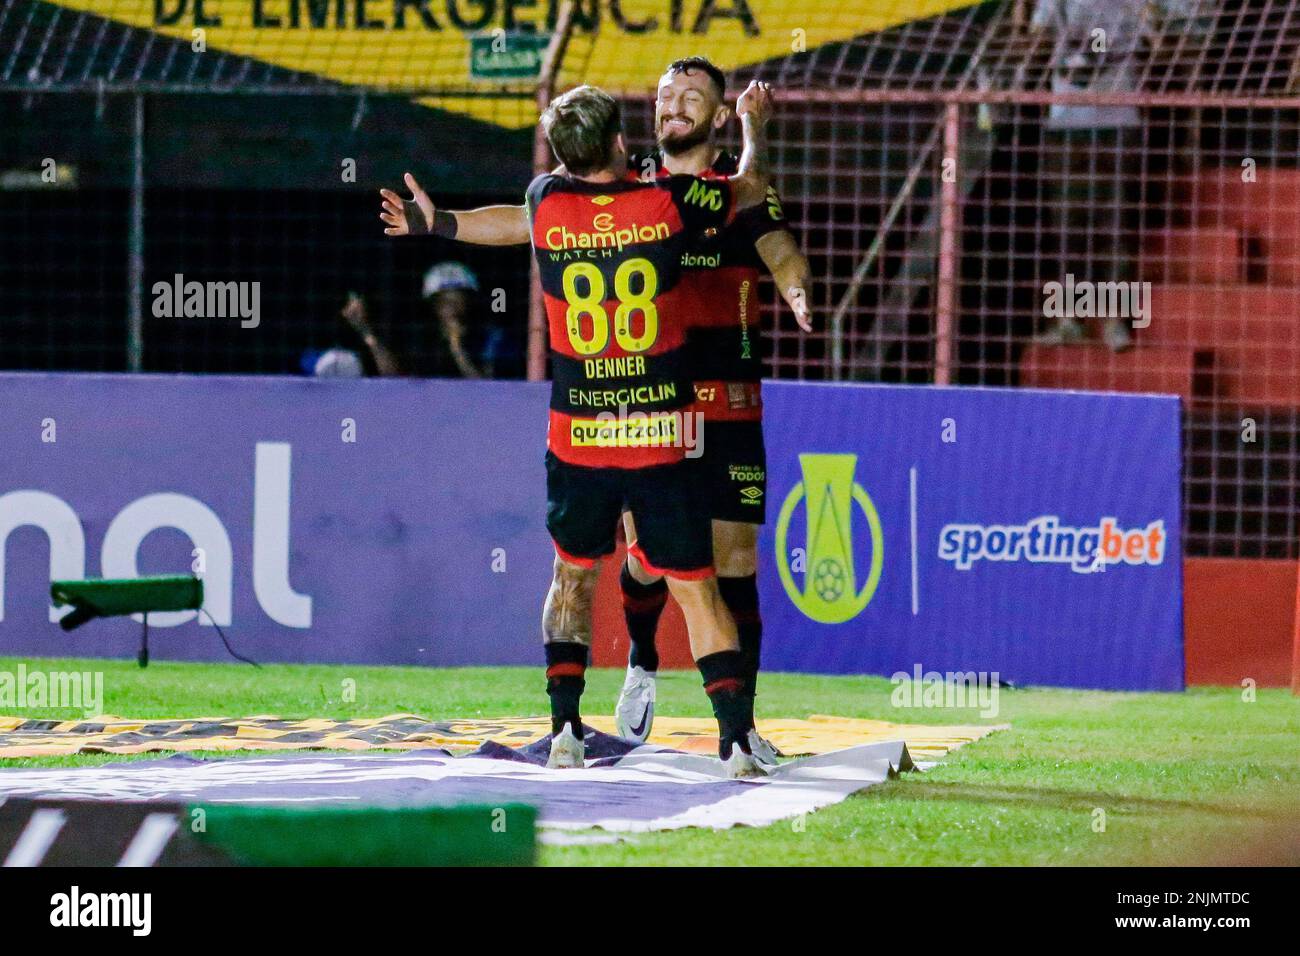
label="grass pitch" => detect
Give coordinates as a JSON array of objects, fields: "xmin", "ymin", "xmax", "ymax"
[{"xmin": 1, "ymin": 656, "xmax": 1297, "ymax": 866}]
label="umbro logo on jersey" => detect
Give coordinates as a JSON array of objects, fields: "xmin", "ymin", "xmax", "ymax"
[{"xmin": 592, "ymin": 195, "xmax": 614, "ymax": 206}]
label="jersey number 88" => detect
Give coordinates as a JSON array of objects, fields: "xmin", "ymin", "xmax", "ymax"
[{"xmin": 562, "ymin": 258, "xmax": 659, "ymax": 355}]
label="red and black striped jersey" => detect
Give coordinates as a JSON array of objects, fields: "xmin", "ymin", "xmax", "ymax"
[
  {"xmin": 632, "ymin": 149, "xmax": 792, "ymax": 422},
  {"xmin": 526, "ymin": 171, "xmax": 736, "ymax": 468}
]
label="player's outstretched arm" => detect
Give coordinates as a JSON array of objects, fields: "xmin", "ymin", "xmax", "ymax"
[
  {"xmin": 730, "ymin": 80, "xmax": 774, "ymax": 211},
  {"xmin": 756, "ymin": 231, "xmax": 814, "ymax": 332},
  {"xmin": 447, "ymin": 205, "xmax": 531, "ymax": 245},
  {"xmin": 379, "ymin": 173, "xmax": 530, "ymax": 245}
]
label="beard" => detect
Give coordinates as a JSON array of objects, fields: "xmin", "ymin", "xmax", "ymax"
[{"xmin": 657, "ymin": 116, "xmax": 713, "ymax": 155}]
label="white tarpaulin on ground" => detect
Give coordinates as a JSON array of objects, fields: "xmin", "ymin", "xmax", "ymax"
[{"xmin": 0, "ymin": 735, "xmax": 922, "ymax": 832}]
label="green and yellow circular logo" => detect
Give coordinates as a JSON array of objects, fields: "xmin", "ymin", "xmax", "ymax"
[{"xmin": 775, "ymin": 453, "xmax": 884, "ymax": 624}]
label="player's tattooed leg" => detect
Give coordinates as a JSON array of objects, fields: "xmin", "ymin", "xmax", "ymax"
[
  {"xmin": 542, "ymin": 556, "xmax": 599, "ymax": 647},
  {"xmin": 542, "ymin": 557, "xmax": 599, "ymax": 739}
]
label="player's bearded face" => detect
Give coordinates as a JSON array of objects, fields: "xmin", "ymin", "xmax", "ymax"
[{"xmin": 655, "ymin": 74, "xmax": 723, "ymax": 155}]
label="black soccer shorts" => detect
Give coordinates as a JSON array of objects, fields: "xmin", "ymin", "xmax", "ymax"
[
  {"xmin": 545, "ymin": 452, "xmax": 715, "ymax": 579},
  {"xmin": 693, "ymin": 420, "xmax": 767, "ymax": 525}
]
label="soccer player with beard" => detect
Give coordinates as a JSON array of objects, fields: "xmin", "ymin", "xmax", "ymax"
[
  {"xmin": 614, "ymin": 58, "xmax": 812, "ymax": 763},
  {"xmin": 381, "ymin": 81, "xmax": 778, "ymax": 777},
  {"xmin": 381, "ymin": 60, "xmax": 810, "ymax": 765}
]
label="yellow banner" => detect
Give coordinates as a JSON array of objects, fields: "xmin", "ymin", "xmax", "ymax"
[
  {"xmin": 0, "ymin": 711, "xmax": 1006, "ymax": 758},
  {"xmin": 50, "ymin": 0, "xmax": 974, "ymax": 126}
]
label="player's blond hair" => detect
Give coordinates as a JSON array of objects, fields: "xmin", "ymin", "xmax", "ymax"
[{"xmin": 541, "ymin": 85, "xmax": 623, "ymax": 176}]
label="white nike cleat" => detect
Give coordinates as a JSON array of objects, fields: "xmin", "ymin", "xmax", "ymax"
[
  {"xmin": 546, "ymin": 723, "xmax": 585, "ymax": 769},
  {"xmin": 747, "ymin": 730, "xmax": 782, "ymax": 768},
  {"xmin": 723, "ymin": 741, "xmax": 768, "ymax": 779},
  {"xmin": 614, "ymin": 665, "xmax": 657, "ymax": 742}
]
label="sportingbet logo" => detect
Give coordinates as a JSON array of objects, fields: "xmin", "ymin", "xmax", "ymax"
[
  {"xmin": 683, "ymin": 180, "xmax": 723, "ymax": 211},
  {"xmin": 0, "ymin": 442, "xmax": 311, "ymax": 628},
  {"xmin": 938, "ymin": 515, "xmax": 1167, "ymax": 574},
  {"xmin": 775, "ymin": 454, "xmax": 883, "ymax": 624}
]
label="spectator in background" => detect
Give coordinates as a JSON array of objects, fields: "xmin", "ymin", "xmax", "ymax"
[
  {"xmin": 311, "ymin": 292, "xmax": 404, "ymax": 377},
  {"xmin": 420, "ymin": 261, "xmax": 521, "ymax": 378},
  {"xmin": 1030, "ymin": 0, "xmax": 1164, "ymax": 352}
]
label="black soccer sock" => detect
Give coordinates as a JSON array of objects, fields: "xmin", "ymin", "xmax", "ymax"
[
  {"xmin": 697, "ymin": 650, "xmax": 755, "ymax": 759},
  {"xmin": 620, "ymin": 561, "xmax": 667, "ymax": 673},
  {"xmin": 544, "ymin": 642, "xmax": 588, "ymax": 738},
  {"xmin": 718, "ymin": 574, "xmax": 762, "ymax": 699}
]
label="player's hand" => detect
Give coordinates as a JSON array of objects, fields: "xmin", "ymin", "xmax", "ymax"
[
  {"xmin": 736, "ymin": 80, "xmax": 774, "ymax": 126},
  {"xmin": 788, "ymin": 286, "xmax": 813, "ymax": 332},
  {"xmin": 379, "ymin": 173, "xmax": 434, "ymax": 236}
]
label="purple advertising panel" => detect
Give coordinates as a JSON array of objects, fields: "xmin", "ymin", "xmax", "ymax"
[
  {"xmin": 0, "ymin": 374, "xmax": 1183, "ymax": 689},
  {"xmin": 0, "ymin": 373, "xmax": 553, "ymax": 666},
  {"xmin": 757, "ymin": 382, "xmax": 1184, "ymax": 690}
]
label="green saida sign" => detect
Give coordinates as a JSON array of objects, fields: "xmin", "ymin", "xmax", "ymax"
[{"xmin": 469, "ymin": 32, "xmax": 552, "ymax": 81}]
